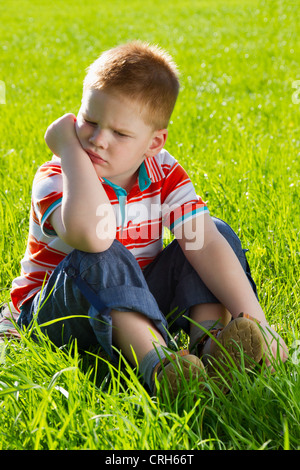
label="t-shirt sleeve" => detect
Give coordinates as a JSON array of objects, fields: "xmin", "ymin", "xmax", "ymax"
[
  {"xmin": 161, "ymin": 160, "xmax": 209, "ymax": 233},
  {"xmin": 31, "ymin": 159, "xmax": 63, "ymax": 237}
]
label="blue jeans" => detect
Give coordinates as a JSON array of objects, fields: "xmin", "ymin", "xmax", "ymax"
[{"xmin": 18, "ymin": 217, "xmax": 258, "ymax": 360}]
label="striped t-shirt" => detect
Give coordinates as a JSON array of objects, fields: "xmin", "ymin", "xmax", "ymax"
[{"xmin": 11, "ymin": 149, "xmax": 208, "ymax": 311}]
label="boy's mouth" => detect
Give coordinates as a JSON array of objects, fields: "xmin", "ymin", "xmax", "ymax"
[{"xmin": 86, "ymin": 149, "xmax": 108, "ymax": 164}]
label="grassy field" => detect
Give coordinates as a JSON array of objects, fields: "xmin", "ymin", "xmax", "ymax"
[{"xmin": 0, "ymin": 0, "xmax": 299, "ymax": 451}]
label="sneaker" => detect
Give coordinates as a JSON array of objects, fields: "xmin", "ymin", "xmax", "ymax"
[
  {"xmin": 194, "ymin": 313, "xmax": 265, "ymax": 380},
  {"xmin": 152, "ymin": 349, "xmax": 206, "ymax": 398},
  {"xmin": 0, "ymin": 302, "xmax": 21, "ymax": 342}
]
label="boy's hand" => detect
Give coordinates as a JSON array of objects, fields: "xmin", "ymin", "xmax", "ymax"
[{"xmin": 44, "ymin": 113, "xmax": 79, "ymax": 157}]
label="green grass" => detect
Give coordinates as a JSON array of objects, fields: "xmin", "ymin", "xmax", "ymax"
[{"xmin": 0, "ymin": 0, "xmax": 299, "ymax": 450}]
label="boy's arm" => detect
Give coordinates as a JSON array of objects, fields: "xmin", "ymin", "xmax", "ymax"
[
  {"xmin": 176, "ymin": 213, "xmax": 288, "ymax": 363},
  {"xmin": 45, "ymin": 113, "xmax": 116, "ymax": 252}
]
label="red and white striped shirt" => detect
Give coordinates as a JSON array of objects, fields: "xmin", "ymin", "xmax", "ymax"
[{"xmin": 11, "ymin": 149, "xmax": 208, "ymax": 311}]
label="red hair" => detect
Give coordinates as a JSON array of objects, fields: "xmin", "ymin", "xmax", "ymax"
[{"xmin": 83, "ymin": 41, "xmax": 180, "ymax": 129}]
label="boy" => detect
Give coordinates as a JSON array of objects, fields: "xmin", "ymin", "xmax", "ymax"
[{"xmin": 11, "ymin": 41, "xmax": 287, "ymax": 396}]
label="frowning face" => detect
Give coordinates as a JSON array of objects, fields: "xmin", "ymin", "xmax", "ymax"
[{"xmin": 75, "ymin": 88, "xmax": 167, "ymax": 191}]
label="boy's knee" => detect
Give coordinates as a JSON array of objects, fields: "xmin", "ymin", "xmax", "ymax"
[
  {"xmin": 212, "ymin": 217, "xmax": 248, "ymax": 269},
  {"xmin": 213, "ymin": 217, "xmax": 258, "ymax": 296},
  {"xmin": 64, "ymin": 239, "xmax": 146, "ymax": 290},
  {"xmin": 66, "ymin": 240, "xmax": 133, "ymax": 270},
  {"xmin": 213, "ymin": 217, "xmax": 242, "ymax": 251}
]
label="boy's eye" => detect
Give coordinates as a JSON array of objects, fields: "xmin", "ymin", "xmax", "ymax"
[
  {"xmin": 114, "ymin": 130, "xmax": 128, "ymax": 137},
  {"xmin": 85, "ymin": 119, "xmax": 97, "ymax": 126}
]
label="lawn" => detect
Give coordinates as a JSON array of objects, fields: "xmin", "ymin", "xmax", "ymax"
[{"xmin": 0, "ymin": 0, "xmax": 299, "ymax": 451}]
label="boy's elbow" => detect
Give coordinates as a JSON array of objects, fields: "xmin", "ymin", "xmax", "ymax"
[
  {"xmin": 62, "ymin": 222, "xmax": 116, "ymax": 253},
  {"xmin": 82, "ymin": 233, "xmax": 115, "ymax": 253}
]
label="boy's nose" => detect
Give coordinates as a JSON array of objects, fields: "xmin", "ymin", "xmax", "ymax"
[{"xmin": 89, "ymin": 128, "xmax": 108, "ymax": 149}]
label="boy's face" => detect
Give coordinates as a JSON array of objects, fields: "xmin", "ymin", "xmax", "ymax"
[{"xmin": 76, "ymin": 88, "xmax": 167, "ymax": 190}]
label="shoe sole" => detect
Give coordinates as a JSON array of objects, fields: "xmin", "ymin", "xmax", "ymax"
[{"xmin": 206, "ymin": 317, "xmax": 265, "ymax": 377}]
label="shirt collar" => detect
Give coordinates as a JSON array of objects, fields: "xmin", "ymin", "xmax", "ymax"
[
  {"xmin": 100, "ymin": 154, "xmax": 164, "ymax": 194},
  {"xmin": 138, "ymin": 160, "xmax": 152, "ymax": 191}
]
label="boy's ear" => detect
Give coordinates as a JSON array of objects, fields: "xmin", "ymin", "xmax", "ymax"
[{"xmin": 145, "ymin": 129, "xmax": 168, "ymax": 158}]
